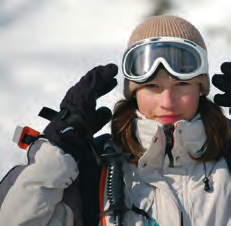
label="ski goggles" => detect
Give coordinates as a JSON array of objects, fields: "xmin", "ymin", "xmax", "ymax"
[{"xmin": 122, "ymin": 37, "xmax": 208, "ymax": 83}]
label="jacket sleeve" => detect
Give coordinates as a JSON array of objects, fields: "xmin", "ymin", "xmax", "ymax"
[{"xmin": 0, "ymin": 140, "xmax": 79, "ymax": 226}]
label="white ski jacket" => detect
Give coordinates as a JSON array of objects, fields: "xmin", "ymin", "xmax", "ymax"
[
  {"xmin": 0, "ymin": 113, "xmax": 230, "ymax": 226},
  {"xmin": 101, "ymin": 113, "xmax": 231, "ymax": 225}
]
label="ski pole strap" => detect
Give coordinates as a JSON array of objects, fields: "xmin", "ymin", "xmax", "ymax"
[
  {"xmin": 39, "ymin": 107, "xmax": 83, "ymax": 126},
  {"xmin": 39, "ymin": 107, "xmax": 74, "ymax": 124},
  {"xmin": 131, "ymin": 204, "xmax": 160, "ymax": 226},
  {"xmin": 38, "ymin": 107, "xmax": 60, "ymax": 121},
  {"xmin": 39, "ymin": 107, "xmax": 91, "ymax": 136}
]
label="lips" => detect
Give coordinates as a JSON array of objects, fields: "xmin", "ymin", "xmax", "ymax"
[{"xmin": 157, "ymin": 114, "xmax": 179, "ymax": 124}]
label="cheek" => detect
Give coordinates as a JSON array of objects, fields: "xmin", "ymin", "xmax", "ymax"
[
  {"xmin": 136, "ymin": 91, "xmax": 158, "ymax": 117},
  {"xmin": 180, "ymin": 94, "xmax": 200, "ymax": 120}
]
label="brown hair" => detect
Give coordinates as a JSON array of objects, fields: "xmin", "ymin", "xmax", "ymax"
[
  {"xmin": 196, "ymin": 96, "xmax": 230, "ymax": 161},
  {"xmin": 111, "ymin": 96, "xmax": 230, "ymax": 164},
  {"xmin": 111, "ymin": 97, "xmax": 142, "ymax": 164}
]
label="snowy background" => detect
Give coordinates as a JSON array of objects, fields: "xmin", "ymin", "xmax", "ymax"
[{"xmin": 0, "ymin": 0, "xmax": 231, "ymax": 179}]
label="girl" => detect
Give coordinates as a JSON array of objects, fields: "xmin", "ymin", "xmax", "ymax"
[{"xmin": 0, "ymin": 15, "xmax": 230, "ymax": 226}]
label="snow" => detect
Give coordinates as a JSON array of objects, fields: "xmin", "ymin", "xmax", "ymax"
[{"xmin": 0, "ymin": 0, "xmax": 230, "ymax": 180}]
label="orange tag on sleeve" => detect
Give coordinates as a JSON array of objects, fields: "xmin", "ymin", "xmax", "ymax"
[{"xmin": 12, "ymin": 126, "xmax": 40, "ymax": 150}]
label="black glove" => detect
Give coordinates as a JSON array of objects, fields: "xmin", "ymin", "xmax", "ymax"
[
  {"xmin": 43, "ymin": 64, "xmax": 118, "ymax": 160},
  {"xmin": 212, "ymin": 62, "xmax": 231, "ymax": 107}
]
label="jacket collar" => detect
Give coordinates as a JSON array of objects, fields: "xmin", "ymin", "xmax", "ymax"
[{"xmin": 134, "ymin": 111, "xmax": 207, "ymax": 172}]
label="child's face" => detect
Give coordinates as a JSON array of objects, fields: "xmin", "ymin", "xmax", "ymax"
[{"xmin": 135, "ymin": 68, "xmax": 201, "ymax": 125}]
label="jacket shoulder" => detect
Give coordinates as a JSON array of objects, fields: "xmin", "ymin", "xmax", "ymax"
[{"xmin": 0, "ymin": 139, "xmax": 45, "ymax": 210}]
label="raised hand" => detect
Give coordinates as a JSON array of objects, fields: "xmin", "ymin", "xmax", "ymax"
[
  {"xmin": 43, "ymin": 64, "xmax": 118, "ymax": 160},
  {"xmin": 212, "ymin": 62, "xmax": 231, "ymax": 107}
]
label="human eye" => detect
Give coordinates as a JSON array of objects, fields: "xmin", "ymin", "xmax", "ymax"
[
  {"xmin": 175, "ymin": 81, "xmax": 190, "ymax": 86},
  {"xmin": 145, "ymin": 84, "xmax": 159, "ymax": 88}
]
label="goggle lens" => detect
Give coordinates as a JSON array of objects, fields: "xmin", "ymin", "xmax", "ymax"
[{"xmin": 125, "ymin": 42, "xmax": 202, "ymax": 78}]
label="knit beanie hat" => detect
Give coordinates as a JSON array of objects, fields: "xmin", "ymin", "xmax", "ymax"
[{"xmin": 123, "ymin": 15, "xmax": 210, "ymax": 99}]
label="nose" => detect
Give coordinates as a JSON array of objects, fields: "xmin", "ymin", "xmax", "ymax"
[{"xmin": 160, "ymin": 89, "xmax": 175, "ymax": 110}]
